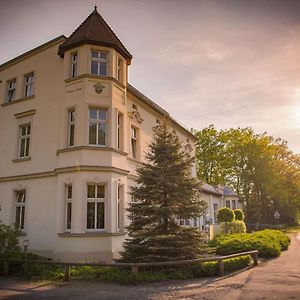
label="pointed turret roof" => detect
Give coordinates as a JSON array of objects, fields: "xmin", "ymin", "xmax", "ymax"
[{"xmin": 58, "ymin": 6, "xmax": 132, "ymax": 63}]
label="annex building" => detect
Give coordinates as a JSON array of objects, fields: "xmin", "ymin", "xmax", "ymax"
[{"xmin": 0, "ymin": 7, "xmax": 241, "ymax": 262}]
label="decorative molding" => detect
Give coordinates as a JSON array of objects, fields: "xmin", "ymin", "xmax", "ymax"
[
  {"xmin": 56, "ymin": 146, "xmax": 128, "ymax": 156},
  {"xmin": 1, "ymin": 95, "xmax": 35, "ymax": 107},
  {"xmin": 94, "ymin": 82, "xmax": 105, "ymax": 94},
  {"xmin": 64, "ymin": 74, "xmax": 126, "ymax": 89},
  {"xmin": 128, "ymin": 110, "xmax": 144, "ymax": 124},
  {"xmin": 184, "ymin": 143, "xmax": 193, "ymax": 153},
  {"xmin": 58, "ymin": 232, "xmax": 125, "ymax": 237},
  {"xmin": 55, "ymin": 165, "xmax": 130, "ymax": 175},
  {"xmin": 14, "ymin": 109, "xmax": 36, "ymax": 119},
  {"xmin": 0, "ymin": 166, "xmax": 130, "ymax": 182}
]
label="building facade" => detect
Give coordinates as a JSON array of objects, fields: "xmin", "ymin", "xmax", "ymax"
[{"xmin": 0, "ymin": 7, "xmax": 198, "ymax": 262}]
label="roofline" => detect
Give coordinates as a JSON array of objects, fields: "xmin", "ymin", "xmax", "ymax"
[
  {"xmin": 127, "ymin": 84, "xmax": 197, "ymax": 141},
  {"xmin": 201, "ymin": 188, "xmax": 222, "ymax": 196},
  {"xmin": 0, "ymin": 35, "xmax": 66, "ymax": 71}
]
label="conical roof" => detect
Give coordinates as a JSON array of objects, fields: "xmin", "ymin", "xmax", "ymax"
[{"xmin": 58, "ymin": 6, "xmax": 132, "ymax": 63}]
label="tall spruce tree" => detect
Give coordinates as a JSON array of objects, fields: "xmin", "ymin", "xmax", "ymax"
[{"xmin": 121, "ymin": 125, "xmax": 207, "ymax": 262}]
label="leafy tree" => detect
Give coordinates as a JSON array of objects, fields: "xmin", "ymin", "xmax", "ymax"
[
  {"xmin": 234, "ymin": 209, "xmax": 244, "ymax": 221},
  {"xmin": 194, "ymin": 126, "xmax": 300, "ymax": 225},
  {"xmin": 121, "ymin": 125, "xmax": 207, "ymax": 262},
  {"xmin": 217, "ymin": 208, "xmax": 235, "ymax": 223}
]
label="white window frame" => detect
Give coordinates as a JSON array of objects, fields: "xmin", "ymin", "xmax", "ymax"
[
  {"xmin": 117, "ymin": 184, "xmax": 122, "ymax": 231},
  {"xmin": 86, "ymin": 184, "xmax": 106, "ymax": 231},
  {"xmin": 71, "ymin": 52, "xmax": 78, "ymax": 78},
  {"xmin": 68, "ymin": 109, "xmax": 75, "ymax": 147},
  {"xmin": 65, "ymin": 185, "xmax": 72, "ymax": 232},
  {"xmin": 131, "ymin": 126, "xmax": 137, "ymax": 159},
  {"xmin": 19, "ymin": 124, "xmax": 31, "ymax": 158},
  {"xmin": 116, "ymin": 57, "xmax": 123, "ymax": 82},
  {"xmin": 90, "ymin": 50, "xmax": 108, "ymax": 76},
  {"xmin": 7, "ymin": 79, "xmax": 16, "ymax": 102},
  {"xmin": 231, "ymin": 200, "xmax": 237, "ymax": 210},
  {"xmin": 88, "ymin": 108, "xmax": 107, "ymax": 146},
  {"xmin": 24, "ymin": 73, "xmax": 34, "ymax": 98},
  {"xmin": 225, "ymin": 200, "xmax": 231, "ymax": 208},
  {"xmin": 15, "ymin": 190, "xmax": 26, "ymax": 231}
]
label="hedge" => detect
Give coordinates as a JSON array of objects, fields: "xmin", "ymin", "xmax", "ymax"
[{"xmin": 211, "ymin": 229, "xmax": 290, "ymax": 258}]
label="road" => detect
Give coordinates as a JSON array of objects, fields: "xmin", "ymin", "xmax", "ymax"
[{"xmin": 0, "ymin": 232, "xmax": 299, "ymax": 300}]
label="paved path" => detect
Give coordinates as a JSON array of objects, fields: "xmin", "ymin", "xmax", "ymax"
[{"xmin": 0, "ymin": 232, "xmax": 299, "ymax": 300}]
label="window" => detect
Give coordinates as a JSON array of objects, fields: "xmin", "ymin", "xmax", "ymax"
[
  {"xmin": 71, "ymin": 52, "xmax": 78, "ymax": 78},
  {"xmin": 90, "ymin": 51, "xmax": 107, "ymax": 76},
  {"xmin": 131, "ymin": 127, "xmax": 137, "ymax": 159},
  {"xmin": 86, "ymin": 184, "xmax": 105, "ymax": 230},
  {"xmin": 117, "ymin": 113, "xmax": 123, "ymax": 150},
  {"xmin": 88, "ymin": 108, "xmax": 107, "ymax": 146},
  {"xmin": 225, "ymin": 200, "xmax": 231, "ymax": 208},
  {"xmin": 19, "ymin": 124, "xmax": 31, "ymax": 158},
  {"xmin": 213, "ymin": 203, "xmax": 219, "ymax": 224},
  {"xmin": 65, "ymin": 185, "xmax": 72, "ymax": 231},
  {"xmin": 7, "ymin": 79, "xmax": 16, "ymax": 102},
  {"xmin": 193, "ymin": 218, "xmax": 198, "ymax": 227},
  {"xmin": 68, "ymin": 109, "xmax": 75, "ymax": 147},
  {"xmin": 232, "ymin": 200, "xmax": 237, "ymax": 210},
  {"xmin": 116, "ymin": 57, "xmax": 123, "ymax": 81},
  {"xmin": 15, "ymin": 190, "xmax": 26, "ymax": 230},
  {"xmin": 24, "ymin": 73, "xmax": 34, "ymax": 97},
  {"xmin": 117, "ymin": 184, "xmax": 122, "ymax": 230}
]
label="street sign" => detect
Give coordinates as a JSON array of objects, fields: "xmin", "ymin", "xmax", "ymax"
[{"xmin": 274, "ymin": 210, "xmax": 280, "ymax": 219}]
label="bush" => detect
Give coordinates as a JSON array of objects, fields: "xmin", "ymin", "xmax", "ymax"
[
  {"xmin": 234, "ymin": 209, "xmax": 244, "ymax": 221},
  {"xmin": 217, "ymin": 208, "xmax": 235, "ymax": 223},
  {"xmin": 211, "ymin": 229, "xmax": 290, "ymax": 258},
  {"xmin": 220, "ymin": 221, "xmax": 246, "ymax": 234},
  {"xmin": 0, "ymin": 222, "xmax": 21, "ymax": 259},
  {"xmin": 192, "ymin": 255, "xmax": 251, "ymax": 277}
]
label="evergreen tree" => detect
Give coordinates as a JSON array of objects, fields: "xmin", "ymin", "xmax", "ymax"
[{"xmin": 121, "ymin": 125, "xmax": 207, "ymax": 262}]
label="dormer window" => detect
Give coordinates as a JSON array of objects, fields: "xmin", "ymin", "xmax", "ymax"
[{"xmin": 91, "ymin": 51, "xmax": 107, "ymax": 76}]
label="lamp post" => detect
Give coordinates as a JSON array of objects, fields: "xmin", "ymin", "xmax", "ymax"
[
  {"xmin": 23, "ymin": 239, "xmax": 29, "ymax": 273},
  {"xmin": 274, "ymin": 210, "xmax": 280, "ymax": 228}
]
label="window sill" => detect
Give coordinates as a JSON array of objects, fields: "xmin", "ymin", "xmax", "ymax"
[
  {"xmin": 12, "ymin": 157, "xmax": 31, "ymax": 163},
  {"xmin": 1, "ymin": 95, "xmax": 35, "ymax": 107},
  {"xmin": 58, "ymin": 232, "xmax": 125, "ymax": 237},
  {"xmin": 56, "ymin": 146, "xmax": 128, "ymax": 156},
  {"xmin": 127, "ymin": 157, "xmax": 143, "ymax": 165}
]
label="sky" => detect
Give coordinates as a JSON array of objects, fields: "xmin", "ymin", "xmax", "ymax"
[{"xmin": 1, "ymin": 0, "xmax": 300, "ymax": 152}]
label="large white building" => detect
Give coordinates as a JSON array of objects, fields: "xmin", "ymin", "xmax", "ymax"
[
  {"xmin": 0, "ymin": 7, "xmax": 199, "ymax": 262},
  {"xmin": 0, "ymin": 7, "xmax": 241, "ymax": 262}
]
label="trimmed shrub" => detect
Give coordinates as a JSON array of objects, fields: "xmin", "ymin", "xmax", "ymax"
[
  {"xmin": 210, "ymin": 229, "xmax": 290, "ymax": 258},
  {"xmin": 0, "ymin": 222, "xmax": 21, "ymax": 259},
  {"xmin": 220, "ymin": 220, "xmax": 246, "ymax": 234},
  {"xmin": 217, "ymin": 208, "xmax": 235, "ymax": 223},
  {"xmin": 192, "ymin": 255, "xmax": 251, "ymax": 277},
  {"xmin": 234, "ymin": 209, "xmax": 244, "ymax": 221}
]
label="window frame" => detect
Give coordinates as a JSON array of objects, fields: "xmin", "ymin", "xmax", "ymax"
[
  {"xmin": 88, "ymin": 107, "xmax": 107, "ymax": 146},
  {"xmin": 130, "ymin": 126, "xmax": 138, "ymax": 159},
  {"xmin": 15, "ymin": 190, "xmax": 26, "ymax": 231},
  {"xmin": 68, "ymin": 109, "xmax": 75, "ymax": 147},
  {"xmin": 6, "ymin": 79, "xmax": 16, "ymax": 102},
  {"xmin": 116, "ymin": 57, "xmax": 123, "ymax": 82},
  {"xmin": 90, "ymin": 50, "xmax": 108, "ymax": 76},
  {"xmin": 24, "ymin": 73, "xmax": 34, "ymax": 98},
  {"xmin": 70, "ymin": 52, "xmax": 78, "ymax": 78},
  {"xmin": 19, "ymin": 123, "xmax": 31, "ymax": 158},
  {"xmin": 86, "ymin": 184, "xmax": 106, "ymax": 231},
  {"xmin": 65, "ymin": 185, "xmax": 72, "ymax": 232}
]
